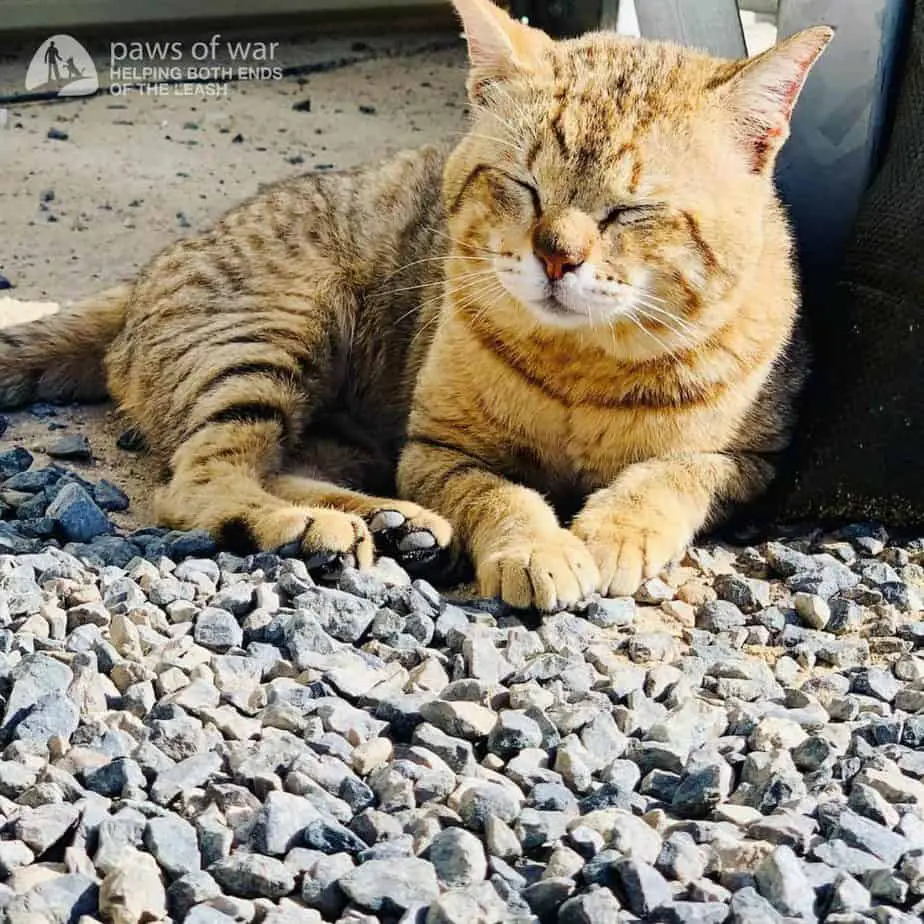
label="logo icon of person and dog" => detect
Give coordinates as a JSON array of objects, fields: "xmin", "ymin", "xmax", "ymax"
[
  {"xmin": 45, "ymin": 40, "xmax": 85, "ymax": 83},
  {"xmin": 25, "ymin": 34, "xmax": 99, "ymax": 97}
]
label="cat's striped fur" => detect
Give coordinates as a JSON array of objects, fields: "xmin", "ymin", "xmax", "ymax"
[{"xmin": 0, "ymin": 0, "xmax": 831, "ymax": 610}]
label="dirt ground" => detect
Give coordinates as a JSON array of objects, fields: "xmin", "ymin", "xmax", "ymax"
[{"xmin": 0, "ymin": 29, "xmax": 469, "ymax": 527}]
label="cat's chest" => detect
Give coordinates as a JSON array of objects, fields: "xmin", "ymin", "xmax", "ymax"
[
  {"xmin": 518, "ymin": 402, "xmax": 708, "ymax": 485},
  {"xmin": 421, "ymin": 318, "xmax": 757, "ymax": 492},
  {"xmin": 478, "ymin": 367, "xmax": 749, "ymax": 494}
]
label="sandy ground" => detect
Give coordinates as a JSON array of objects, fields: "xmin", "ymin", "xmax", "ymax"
[{"xmin": 0, "ymin": 30, "xmax": 469, "ymax": 527}]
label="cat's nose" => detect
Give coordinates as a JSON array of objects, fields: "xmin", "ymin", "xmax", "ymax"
[
  {"xmin": 533, "ymin": 217, "xmax": 589, "ymax": 282},
  {"xmin": 534, "ymin": 245, "xmax": 584, "ymax": 282}
]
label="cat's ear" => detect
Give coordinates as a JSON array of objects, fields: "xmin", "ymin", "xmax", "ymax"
[
  {"xmin": 721, "ymin": 26, "xmax": 833, "ymax": 174},
  {"xmin": 451, "ymin": 0, "xmax": 551, "ymax": 100}
]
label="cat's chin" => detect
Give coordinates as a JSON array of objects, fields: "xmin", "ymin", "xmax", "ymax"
[
  {"xmin": 526, "ymin": 297, "xmax": 596, "ymax": 329},
  {"xmin": 521, "ymin": 295, "xmax": 626, "ymax": 332}
]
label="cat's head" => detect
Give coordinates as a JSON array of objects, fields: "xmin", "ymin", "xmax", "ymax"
[{"xmin": 443, "ymin": 0, "xmax": 831, "ymax": 357}]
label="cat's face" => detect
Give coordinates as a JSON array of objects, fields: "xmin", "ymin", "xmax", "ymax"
[{"xmin": 444, "ymin": 0, "xmax": 830, "ymax": 356}]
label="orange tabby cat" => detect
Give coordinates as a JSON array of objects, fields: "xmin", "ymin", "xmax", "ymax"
[{"xmin": 0, "ymin": 0, "xmax": 830, "ymax": 610}]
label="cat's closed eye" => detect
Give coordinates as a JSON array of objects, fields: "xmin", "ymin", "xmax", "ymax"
[
  {"xmin": 494, "ymin": 170, "xmax": 541, "ymax": 216},
  {"xmin": 599, "ymin": 204, "xmax": 662, "ymax": 230}
]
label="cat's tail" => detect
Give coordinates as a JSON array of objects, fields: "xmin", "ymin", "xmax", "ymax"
[{"xmin": 0, "ymin": 284, "xmax": 131, "ymax": 408}]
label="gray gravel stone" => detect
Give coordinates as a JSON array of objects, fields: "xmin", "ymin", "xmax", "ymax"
[
  {"xmin": 672, "ymin": 757, "xmax": 732, "ymax": 819},
  {"xmin": 614, "ymin": 857, "xmax": 672, "ymax": 915},
  {"xmin": 829, "ymin": 871, "xmax": 873, "ymax": 914},
  {"xmin": 459, "ymin": 781, "xmax": 522, "ymax": 831},
  {"xmin": 46, "ymin": 434, "xmax": 92, "ymax": 460},
  {"xmin": 714, "ymin": 574, "xmax": 771, "ymax": 613},
  {"xmin": 13, "ymin": 691, "xmax": 79, "ymax": 743},
  {"xmin": 249, "ymin": 791, "xmax": 320, "ymax": 856},
  {"xmin": 558, "ymin": 885, "xmax": 622, "ymax": 924},
  {"xmin": 2, "ymin": 872, "xmax": 98, "ymax": 923},
  {"xmin": 582, "ymin": 596, "xmax": 635, "ymax": 628},
  {"xmin": 657, "ymin": 831, "xmax": 708, "ymax": 883},
  {"xmin": 46, "ymin": 482, "xmax": 111, "ymax": 542},
  {"xmin": 194, "ymin": 606, "xmax": 244, "ymax": 650},
  {"xmin": 299, "ymin": 851, "xmax": 353, "ymax": 918},
  {"xmin": 852, "ymin": 665, "xmax": 902, "ymax": 702},
  {"xmin": 340, "ymin": 857, "xmax": 440, "ymax": 912},
  {"xmin": 297, "ymin": 586, "xmax": 377, "ymax": 642},
  {"xmin": 210, "ymin": 581, "xmax": 255, "ymax": 615},
  {"xmin": 14, "ymin": 802, "xmax": 80, "ymax": 854},
  {"xmin": 2, "ymin": 653, "xmax": 73, "ymax": 737},
  {"xmin": 428, "ymin": 826, "xmax": 487, "ymax": 888},
  {"xmin": 728, "ymin": 887, "xmax": 783, "ymax": 924},
  {"xmin": 697, "ymin": 600, "xmax": 747, "ymax": 633},
  {"xmin": 210, "ymin": 853, "xmax": 296, "ymax": 899},
  {"xmin": 419, "ymin": 699, "xmax": 497, "ymax": 739},
  {"xmin": 793, "ymin": 592, "xmax": 830, "ymax": 629},
  {"xmin": 144, "ymin": 814, "xmax": 201, "ymax": 880},
  {"xmin": 836, "ymin": 808, "xmax": 911, "ymax": 867},
  {"xmin": 151, "ymin": 751, "xmax": 222, "ymax": 805},
  {"xmin": 0, "ymin": 840, "xmax": 35, "ymax": 877},
  {"xmin": 755, "ymin": 845, "xmax": 816, "ymax": 918},
  {"xmin": 166, "ymin": 871, "xmax": 223, "ymax": 919},
  {"xmin": 304, "ymin": 818, "xmax": 368, "ymax": 855}
]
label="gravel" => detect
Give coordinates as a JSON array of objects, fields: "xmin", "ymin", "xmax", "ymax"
[{"xmin": 0, "ymin": 458, "xmax": 922, "ymax": 922}]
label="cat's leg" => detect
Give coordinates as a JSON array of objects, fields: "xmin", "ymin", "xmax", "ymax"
[
  {"xmin": 398, "ymin": 440, "xmax": 599, "ymax": 611},
  {"xmin": 155, "ymin": 419, "xmax": 377, "ymax": 568},
  {"xmin": 268, "ymin": 474, "xmax": 452, "ymax": 568},
  {"xmin": 571, "ymin": 452, "xmax": 773, "ymax": 596}
]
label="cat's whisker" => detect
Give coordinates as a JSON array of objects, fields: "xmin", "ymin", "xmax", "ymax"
[
  {"xmin": 393, "ymin": 296, "xmax": 441, "ymax": 328},
  {"xmin": 633, "ymin": 314, "xmax": 696, "ymax": 356},
  {"xmin": 408, "ymin": 314, "xmax": 441, "ymax": 348},
  {"xmin": 624, "ymin": 309, "xmax": 679, "ymax": 357},
  {"xmin": 394, "ymin": 273, "xmax": 506, "ymax": 329},
  {"xmin": 604, "ymin": 319, "xmax": 620, "ymax": 355},
  {"xmin": 378, "ymin": 254, "xmax": 485, "ymax": 284},
  {"xmin": 636, "ymin": 305, "xmax": 692, "ymax": 339},
  {"xmin": 634, "ymin": 296, "xmax": 689, "ymax": 322},
  {"xmin": 462, "ymin": 282, "xmax": 508, "ymax": 329},
  {"xmin": 634, "ymin": 290, "xmax": 670, "ymax": 307},
  {"xmin": 632, "ymin": 295, "xmax": 698, "ymax": 332},
  {"xmin": 409, "ymin": 279, "xmax": 504, "ymax": 347},
  {"xmin": 376, "ymin": 268, "xmax": 498, "ymax": 299},
  {"xmin": 634, "ymin": 301, "xmax": 698, "ymax": 338},
  {"xmin": 423, "ymin": 226, "xmax": 499, "ymax": 258}
]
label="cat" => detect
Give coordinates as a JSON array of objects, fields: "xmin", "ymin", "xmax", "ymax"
[{"xmin": 0, "ymin": 0, "xmax": 830, "ymax": 611}]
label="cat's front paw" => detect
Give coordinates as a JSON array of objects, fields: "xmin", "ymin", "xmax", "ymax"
[
  {"xmin": 572, "ymin": 511, "xmax": 691, "ymax": 598},
  {"xmin": 477, "ymin": 529, "xmax": 599, "ymax": 611}
]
